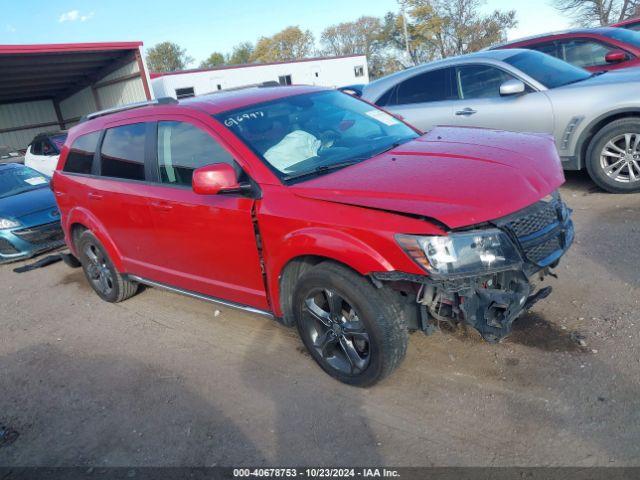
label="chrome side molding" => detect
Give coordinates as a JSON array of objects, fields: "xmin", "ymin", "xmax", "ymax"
[{"xmin": 126, "ymin": 274, "xmax": 274, "ymax": 318}]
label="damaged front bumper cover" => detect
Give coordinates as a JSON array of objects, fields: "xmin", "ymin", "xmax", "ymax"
[
  {"xmin": 375, "ymin": 196, "xmax": 574, "ymax": 342},
  {"xmin": 374, "ymin": 268, "xmax": 558, "ymax": 342}
]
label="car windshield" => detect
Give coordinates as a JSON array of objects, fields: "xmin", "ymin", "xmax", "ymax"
[
  {"xmin": 214, "ymin": 90, "xmax": 418, "ymax": 182},
  {"xmin": 0, "ymin": 166, "xmax": 49, "ymax": 199},
  {"xmin": 599, "ymin": 27, "xmax": 640, "ymax": 46},
  {"xmin": 50, "ymin": 133, "xmax": 67, "ymax": 151},
  {"xmin": 504, "ymin": 50, "xmax": 592, "ymax": 88}
]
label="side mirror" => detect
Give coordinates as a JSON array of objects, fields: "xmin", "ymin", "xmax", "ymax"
[
  {"xmin": 499, "ymin": 79, "xmax": 526, "ymax": 96},
  {"xmin": 192, "ymin": 163, "xmax": 240, "ymax": 195},
  {"xmin": 605, "ymin": 50, "xmax": 628, "ymax": 63}
]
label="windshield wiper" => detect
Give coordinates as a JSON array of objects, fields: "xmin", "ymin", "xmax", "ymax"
[
  {"xmin": 561, "ymin": 71, "xmax": 607, "ymax": 87},
  {"xmin": 282, "ymin": 139, "xmax": 408, "ymax": 183},
  {"xmin": 282, "ymin": 160, "xmax": 361, "ymax": 182}
]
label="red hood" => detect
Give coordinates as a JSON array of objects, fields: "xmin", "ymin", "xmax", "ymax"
[{"xmin": 290, "ymin": 127, "xmax": 565, "ymax": 229}]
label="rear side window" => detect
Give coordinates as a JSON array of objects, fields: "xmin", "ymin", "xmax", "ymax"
[
  {"xmin": 156, "ymin": 121, "xmax": 236, "ymax": 186},
  {"xmin": 30, "ymin": 141, "xmax": 43, "ymax": 155},
  {"xmin": 100, "ymin": 123, "xmax": 146, "ymax": 181},
  {"xmin": 63, "ymin": 131, "xmax": 100, "ymax": 174},
  {"xmin": 391, "ymin": 67, "xmax": 455, "ymax": 106}
]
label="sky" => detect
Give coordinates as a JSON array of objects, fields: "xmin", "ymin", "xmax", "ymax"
[{"xmin": 0, "ymin": 0, "xmax": 572, "ymax": 65}]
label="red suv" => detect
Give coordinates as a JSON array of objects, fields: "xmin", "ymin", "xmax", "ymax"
[
  {"xmin": 612, "ymin": 17, "xmax": 640, "ymax": 31},
  {"xmin": 52, "ymin": 86, "xmax": 574, "ymax": 386},
  {"xmin": 493, "ymin": 27, "xmax": 640, "ymax": 71}
]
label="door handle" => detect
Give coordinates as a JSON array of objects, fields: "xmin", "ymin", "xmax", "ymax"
[
  {"xmin": 455, "ymin": 108, "xmax": 477, "ymax": 116},
  {"xmin": 150, "ymin": 201, "xmax": 173, "ymax": 212},
  {"xmin": 87, "ymin": 192, "xmax": 103, "ymax": 200}
]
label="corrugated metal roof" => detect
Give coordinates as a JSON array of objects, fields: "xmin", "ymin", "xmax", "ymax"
[
  {"xmin": 0, "ymin": 42, "xmax": 143, "ymax": 104},
  {"xmin": 0, "ymin": 42, "xmax": 142, "ymax": 54}
]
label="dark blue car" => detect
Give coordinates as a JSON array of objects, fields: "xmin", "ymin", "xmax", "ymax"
[{"xmin": 0, "ymin": 163, "xmax": 64, "ymax": 263}]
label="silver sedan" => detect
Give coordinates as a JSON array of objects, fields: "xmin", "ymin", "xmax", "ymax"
[{"xmin": 361, "ymin": 49, "xmax": 640, "ymax": 193}]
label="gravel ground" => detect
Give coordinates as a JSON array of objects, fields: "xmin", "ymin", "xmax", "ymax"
[{"xmin": 0, "ymin": 171, "xmax": 638, "ymax": 467}]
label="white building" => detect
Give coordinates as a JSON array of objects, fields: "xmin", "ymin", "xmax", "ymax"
[{"xmin": 151, "ymin": 55, "xmax": 369, "ymax": 99}]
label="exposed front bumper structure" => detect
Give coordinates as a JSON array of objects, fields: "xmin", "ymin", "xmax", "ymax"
[{"xmin": 376, "ymin": 193, "xmax": 574, "ymax": 342}]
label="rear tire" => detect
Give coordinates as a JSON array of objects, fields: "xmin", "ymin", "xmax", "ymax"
[
  {"xmin": 293, "ymin": 262, "xmax": 408, "ymax": 387},
  {"xmin": 76, "ymin": 231, "xmax": 138, "ymax": 303},
  {"xmin": 586, "ymin": 118, "xmax": 640, "ymax": 193}
]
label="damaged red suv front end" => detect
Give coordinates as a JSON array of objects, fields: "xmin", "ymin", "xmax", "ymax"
[{"xmin": 284, "ymin": 125, "xmax": 574, "ymax": 342}]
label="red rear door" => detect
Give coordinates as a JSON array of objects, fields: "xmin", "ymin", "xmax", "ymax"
[{"xmin": 88, "ymin": 121, "xmax": 165, "ymax": 278}]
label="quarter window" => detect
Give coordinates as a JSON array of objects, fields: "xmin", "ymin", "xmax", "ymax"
[
  {"xmin": 156, "ymin": 121, "xmax": 236, "ymax": 186},
  {"xmin": 100, "ymin": 123, "xmax": 147, "ymax": 181},
  {"xmin": 63, "ymin": 131, "xmax": 101, "ymax": 174},
  {"xmin": 456, "ymin": 65, "xmax": 514, "ymax": 99},
  {"xmin": 391, "ymin": 68, "xmax": 455, "ymax": 106}
]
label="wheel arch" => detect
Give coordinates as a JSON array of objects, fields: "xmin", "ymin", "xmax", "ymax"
[
  {"xmin": 267, "ymin": 228, "xmax": 397, "ymax": 324},
  {"xmin": 64, "ymin": 207, "xmax": 125, "ymax": 272},
  {"xmin": 576, "ymin": 109, "xmax": 640, "ymax": 169}
]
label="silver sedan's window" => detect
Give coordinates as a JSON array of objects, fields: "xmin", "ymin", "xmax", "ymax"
[{"xmin": 504, "ymin": 50, "xmax": 591, "ymax": 88}]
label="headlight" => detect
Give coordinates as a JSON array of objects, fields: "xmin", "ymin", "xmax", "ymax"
[
  {"xmin": 0, "ymin": 218, "xmax": 20, "ymax": 229},
  {"xmin": 396, "ymin": 229, "xmax": 522, "ymax": 277}
]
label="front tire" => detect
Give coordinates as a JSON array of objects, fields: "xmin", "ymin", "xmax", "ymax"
[
  {"xmin": 293, "ymin": 262, "xmax": 408, "ymax": 387},
  {"xmin": 586, "ymin": 118, "xmax": 640, "ymax": 193},
  {"xmin": 76, "ymin": 231, "xmax": 138, "ymax": 303}
]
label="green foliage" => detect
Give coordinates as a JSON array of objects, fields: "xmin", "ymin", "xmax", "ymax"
[
  {"xmin": 146, "ymin": 42, "xmax": 194, "ymax": 73},
  {"xmin": 152, "ymin": 1, "xmax": 520, "ymax": 78},
  {"xmin": 227, "ymin": 42, "xmax": 255, "ymax": 65},
  {"xmin": 251, "ymin": 26, "xmax": 315, "ymax": 63},
  {"xmin": 381, "ymin": 0, "xmax": 517, "ymax": 65},
  {"xmin": 200, "ymin": 52, "xmax": 225, "ymax": 69}
]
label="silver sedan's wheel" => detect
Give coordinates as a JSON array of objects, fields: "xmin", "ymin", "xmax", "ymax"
[
  {"xmin": 599, "ymin": 133, "xmax": 640, "ymax": 184},
  {"xmin": 587, "ymin": 118, "xmax": 640, "ymax": 193}
]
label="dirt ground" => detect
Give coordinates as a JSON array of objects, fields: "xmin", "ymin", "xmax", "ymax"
[{"xmin": 0, "ymin": 171, "xmax": 638, "ymax": 467}]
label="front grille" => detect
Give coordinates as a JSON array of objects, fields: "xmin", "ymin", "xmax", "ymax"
[
  {"xmin": 524, "ymin": 236, "xmax": 563, "ymax": 264},
  {"xmin": 0, "ymin": 237, "xmax": 19, "ymax": 255},
  {"xmin": 497, "ymin": 192, "xmax": 573, "ymax": 269},
  {"xmin": 506, "ymin": 198, "xmax": 561, "ymax": 239},
  {"xmin": 13, "ymin": 221, "xmax": 64, "ymax": 246}
]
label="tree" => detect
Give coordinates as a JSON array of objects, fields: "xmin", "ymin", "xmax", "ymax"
[
  {"xmin": 552, "ymin": 0, "xmax": 640, "ymax": 26},
  {"xmin": 146, "ymin": 42, "xmax": 194, "ymax": 72},
  {"xmin": 380, "ymin": 0, "xmax": 517, "ymax": 65},
  {"xmin": 227, "ymin": 42, "xmax": 254, "ymax": 65},
  {"xmin": 200, "ymin": 52, "xmax": 225, "ymax": 69},
  {"xmin": 250, "ymin": 26, "xmax": 315, "ymax": 63},
  {"xmin": 321, "ymin": 16, "xmax": 389, "ymax": 77}
]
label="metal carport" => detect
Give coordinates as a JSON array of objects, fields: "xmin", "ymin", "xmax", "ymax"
[{"xmin": 0, "ymin": 42, "xmax": 153, "ymax": 151}]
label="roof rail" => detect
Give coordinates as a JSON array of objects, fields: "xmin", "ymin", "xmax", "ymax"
[{"xmin": 80, "ymin": 97, "xmax": 178, "ymax": 122}]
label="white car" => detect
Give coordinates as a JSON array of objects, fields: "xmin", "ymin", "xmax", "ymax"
[{"xmin": 24, "ymin": 131, "xmax": 67, "ymax": 177}]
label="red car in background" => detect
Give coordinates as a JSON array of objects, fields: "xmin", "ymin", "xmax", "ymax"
[
  {"xmin": 492, "ymin": 27, "xmax": 640, "ymax": 72},
  {"xmin": 612, "ymin": 17, "xmax": 640, "ymax": 31}
]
